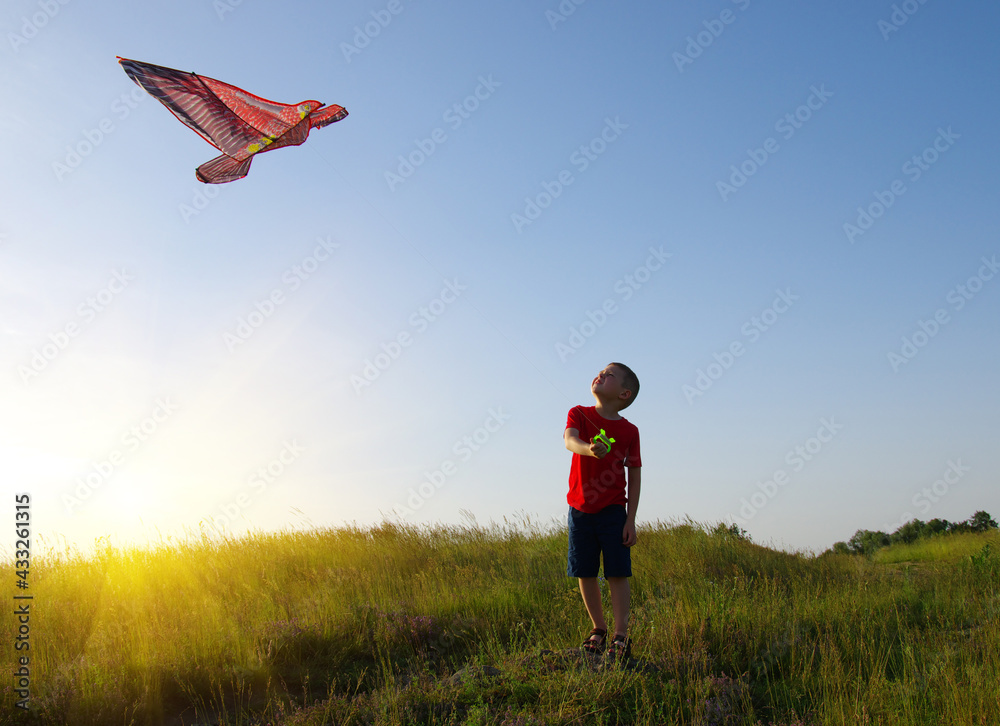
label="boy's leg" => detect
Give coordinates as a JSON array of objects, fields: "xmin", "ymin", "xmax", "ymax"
[
  {"xmin": 598, "ymin": 506, "xmax": 632, "ymax": 639},
  {"xmin": 578, "ymin": 577, "xmax": 607, "ymax": 632},
  {"xmin": 607, "ymin": 577, "xmax": 630, "ymax": 638},
  {"xmin": 568, "ymin": 507, "xmax": 606, "ymax": 637}
]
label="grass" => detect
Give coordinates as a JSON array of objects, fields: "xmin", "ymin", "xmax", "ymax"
[
  {"xmin": 2, "ymin": 519, "xmax": 999, "ymax": 725},
  {"xmin": 872, "ymin": 529, "xmax": 1000, "ymax": 564}
]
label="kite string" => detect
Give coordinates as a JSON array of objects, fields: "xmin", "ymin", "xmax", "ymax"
[{"xmin": 307, "ymin": 145, "xmax": 610, "ymax": 437}]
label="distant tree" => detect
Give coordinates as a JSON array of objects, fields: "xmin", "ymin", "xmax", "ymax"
[
  {"xmin": 926, "ymin": 518, "xmax": 950, "ymax": 536},
  {"xmin": 713, "ymin": 522, "xmax": 751, "ymax": 542},
  {"xmin": 967, "ymin": 511, "xmax": 998, "ymax": 532},
  {"xmin": 832, "ymin": 510, "xmax": 995, "ymax": 555},
  {"xmin": 948, "ymin": 520, "xmax": 972, "ymax": 534},
  {"xmin": 890, "ymin": 519, "xmax": 926, "ymax": 545},
  {"xmin": 847, "ymin": 529, "xmax": 890, "ymax": 556}
]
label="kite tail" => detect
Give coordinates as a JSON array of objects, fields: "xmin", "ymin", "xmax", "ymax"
[{"xmin": 196, "ymin": 154, "xmax": 253, "ymax": 184}]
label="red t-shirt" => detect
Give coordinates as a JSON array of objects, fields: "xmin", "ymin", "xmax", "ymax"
[{"xmin": 565, "ymin": 405, "xmax": 642, "ymax": 513}]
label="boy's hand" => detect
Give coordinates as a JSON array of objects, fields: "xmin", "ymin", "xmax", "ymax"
[
  {"xmin": 588, "ymin": 439, "xmax": 609, "ymax": 458},
  {"xmin": 591, "ymin": 429, "xmax": 615, "ymax": 458},
  {"xmin": 622, "ymin": 520, "xmax": 637, "ymax": 547}
]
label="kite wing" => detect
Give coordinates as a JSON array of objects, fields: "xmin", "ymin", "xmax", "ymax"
[
  {"xmin": 118, "ymin": 57, "xmax": 310, "ymax": 158},
  {"xmin": 118, "ymin": 57, "xmax": 348, "ymax": 182}
]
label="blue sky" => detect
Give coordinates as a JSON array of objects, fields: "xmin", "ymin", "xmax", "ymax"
[{"xmin": 2, "ymin": 0, "xmax": 998, "ymax": 555}]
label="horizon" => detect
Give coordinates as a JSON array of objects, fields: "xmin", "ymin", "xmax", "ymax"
[{"xmin": 14, "ymin": 506, "xmax": 998, "ymax": 564}]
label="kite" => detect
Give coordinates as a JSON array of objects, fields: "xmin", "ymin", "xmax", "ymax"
[{"xmin": 118, "ymin": 57, "xmax": 347, "ymax": 183}]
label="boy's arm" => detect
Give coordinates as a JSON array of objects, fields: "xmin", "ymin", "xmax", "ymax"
[
  {"xmin": 623, "ymin": 466, "xmax": 641, "ymax": 546},
  {"xmin": 564, "ymin": 428, "xmax": 608, "ymax": 458}
]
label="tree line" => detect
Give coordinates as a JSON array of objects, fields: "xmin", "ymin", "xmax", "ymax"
[{"xmin": 828, "ymin": 510, "xmax": 998, "ymax": 556}]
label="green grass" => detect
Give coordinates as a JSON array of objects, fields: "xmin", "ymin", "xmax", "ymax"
[
  {"xmin": 872, "ymin": 529, "xmax": 1000, "ymax": 564},
  {"xmin": 3, "ymin": 519, "xmax": 999, "ymax": 725}
]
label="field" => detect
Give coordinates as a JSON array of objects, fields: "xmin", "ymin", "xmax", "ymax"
[{"xmin": 3, "ymin": 519, "xmax": 999, "ymax": 725}]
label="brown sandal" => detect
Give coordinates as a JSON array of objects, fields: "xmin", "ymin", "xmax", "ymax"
[
  {"xmin": 607, "ymin": 634, "xmax": 632, "ymax": 660},
  {"xmin": 581, "ymin": 627, "xmax": 607, "ymax": 653}
]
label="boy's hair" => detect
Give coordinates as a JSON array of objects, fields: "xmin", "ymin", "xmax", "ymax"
[{"xmin": 610, "ymin": 362, "xmax": 639, "ymax": 408}]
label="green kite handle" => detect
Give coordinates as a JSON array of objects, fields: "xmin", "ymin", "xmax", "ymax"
[{"xmin": 592, "ymin": 429, "xmax": 616, "ymax": 451}]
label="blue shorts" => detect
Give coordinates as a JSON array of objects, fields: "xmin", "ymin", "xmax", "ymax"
[{"xmin": 566, "ymin": 504, "xmax": 631, "ymax": 578}]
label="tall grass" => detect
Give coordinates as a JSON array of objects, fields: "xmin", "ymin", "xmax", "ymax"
[
  {"xmin": 872, "ymin": 529, "xmax": 1000, "ymax": 564},
  {"xmin": 3, "ymin": 520, "xmax": 998, "ymax": 725}
]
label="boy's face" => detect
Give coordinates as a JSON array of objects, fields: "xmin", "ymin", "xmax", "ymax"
[{"xmin": 591, "ymin": 364, "xmax": 631, "ymax": 405}]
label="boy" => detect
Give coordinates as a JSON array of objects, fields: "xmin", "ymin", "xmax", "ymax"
[{"xmin": 563, "ymin": 362, "xmax": 641, "ymax": 660}]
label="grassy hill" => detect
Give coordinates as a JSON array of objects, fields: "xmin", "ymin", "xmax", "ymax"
[
  {"xmin": 3, "ymin": 520, "xmax": 998, "ymax": 725},
  {"xmin": 872, "ymin": 529, "xmax": 1000, "ymax": 565}
]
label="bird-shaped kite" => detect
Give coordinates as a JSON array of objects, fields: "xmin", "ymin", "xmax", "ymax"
[{"xmin": 118, "ymin": 57, "xmax": 347, "ymax": 183}]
